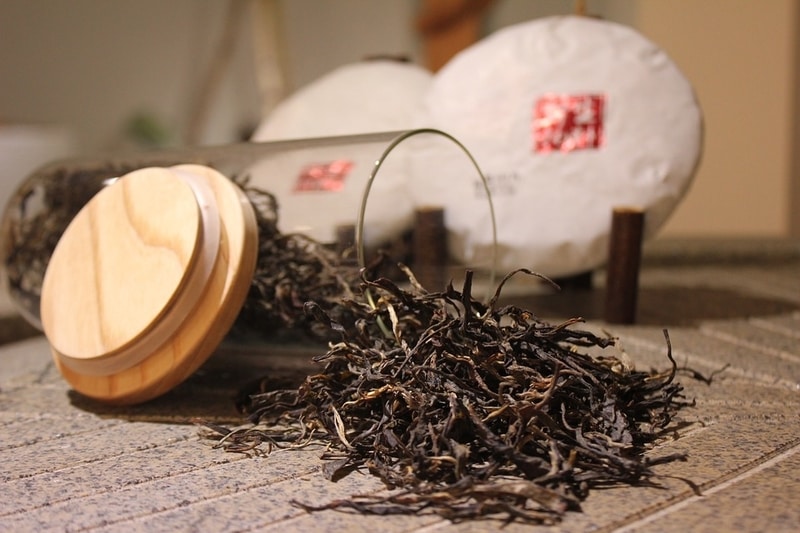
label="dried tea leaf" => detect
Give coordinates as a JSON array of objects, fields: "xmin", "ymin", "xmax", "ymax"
[{"xmin": 203, "ymin": 267, "xmax": 712, "ymax": 524}]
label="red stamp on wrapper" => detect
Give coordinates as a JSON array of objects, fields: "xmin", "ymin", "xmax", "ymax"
[
  {"xmin": 533, "ymin": 94, "xmax": 605, "ymax": 153},
  {"xmin": 293, "ymin": 159, "xmax": 354, "ymax": 192}
]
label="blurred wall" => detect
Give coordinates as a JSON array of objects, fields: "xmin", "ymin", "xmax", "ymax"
[
  {"xmin": 0, "ymin": 0, "xmax": 797, "ymax": 239},
  {"xmin": 635, "ymin": 0, "xmax": 799, "ymax": 238},
  {"xmin": 0, "ymin": 0, "xmax": 262, "ymax": 152}
]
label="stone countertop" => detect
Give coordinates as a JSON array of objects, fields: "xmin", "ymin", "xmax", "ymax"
[{"xmin": 1, "ymin": 247, "xmax": 798, "ymax": 532}]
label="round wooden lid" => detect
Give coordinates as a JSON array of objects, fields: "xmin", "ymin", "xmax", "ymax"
[{"xmin": 42, "ymin": 165, "xmax": 258, "ymax": 404}]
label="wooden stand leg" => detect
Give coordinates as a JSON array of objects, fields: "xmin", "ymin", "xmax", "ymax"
[
  {"xmin": 413, "ymin": 207, "xmax": 447, "ymax": 291},
  {"xmin": 604, "ymin": 207, "xmax": 645, "ymax": 324},
  {"xmin": 335, "ymin": 223, "xmax": 356, "ymax": 257}
]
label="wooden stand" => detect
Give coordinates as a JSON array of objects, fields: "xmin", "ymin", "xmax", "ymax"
[
  {"xmin": 604, "ymin": 207, "xmax": 645, "ymax": 324},
  {"xmin": 413, "ymin": 206, "xmax": 448, "ymax": 291},
  {"xmin": 335, "ymin": 223, "xmax": 356, "ymax": 257}
]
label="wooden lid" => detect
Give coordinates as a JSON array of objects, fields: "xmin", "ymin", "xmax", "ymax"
[{"xmin": 41, "ymin": 165, "xmax": 258, "ymax": 404}]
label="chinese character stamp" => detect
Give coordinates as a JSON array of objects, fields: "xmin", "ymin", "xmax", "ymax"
[{"xmin": 533, "ymin": 94, "xmax": 605, "ymax": 153}]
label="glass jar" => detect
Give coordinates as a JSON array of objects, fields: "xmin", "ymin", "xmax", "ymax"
[
  {"xmin": 0, "ymin": 129, "xmax": 496, "ymax": 404},
  {"xmin": 1, "ymin": 131, "xmax": 411, "ymax": 329}
]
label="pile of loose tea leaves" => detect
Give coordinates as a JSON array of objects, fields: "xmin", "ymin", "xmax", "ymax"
[
  {"xmin": 232, "ymin": 185, "xmax": 362, "ymax": 341},
  {"xmin": 202, "ymin": 265, "xmax": 708, "ymax": 525}
]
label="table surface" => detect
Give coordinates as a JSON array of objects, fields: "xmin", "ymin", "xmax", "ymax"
[{"xmin": 1, "ymin": 240, "xmax": 799, "ymax": 532}]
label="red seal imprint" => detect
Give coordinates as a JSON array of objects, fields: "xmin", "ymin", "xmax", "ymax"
[
  {"xmin": 293, "ymin": 159, "xmax": 354, "ymax": 192},
  {"xmin": 533, "ymin": 93, "xmax": 605, "ymax": 153}
]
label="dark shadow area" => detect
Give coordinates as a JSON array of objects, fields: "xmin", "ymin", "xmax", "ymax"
[
  {"xmin": 67, "ymin": 343, "xmax": 322, "ymax": 425},
  {"xmin": 0, "ymin": 316, "xmax": 42, "ymax": 346},
  {"xmin": 501, "ymin": 286, "xmax": 799, "ymax": 326}
]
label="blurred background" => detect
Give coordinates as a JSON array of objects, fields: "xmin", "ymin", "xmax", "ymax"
[{"xmin": 0, "ymin": 0, "xmax": 798, "ymax": 241}]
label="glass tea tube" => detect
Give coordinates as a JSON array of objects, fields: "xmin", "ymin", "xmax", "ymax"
[
  {"xmin": 0, "ymin": 129, "xmax": 496, "ymax": 404},
  {"xmin": 0, "ymin": 131, "xmax": 406, "ymax": 329}
]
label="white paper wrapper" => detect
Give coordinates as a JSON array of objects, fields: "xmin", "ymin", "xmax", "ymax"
[
  {"xmin": 252, "ymin": 60, "xmax": 432, "ymax": 141},
  {"xmin": 247, "ymin": 60, "xmax": 433, "ymax": 246},
  {"xmin": 411, "ymin": 16, "xmax": 703, "ymax": 277}
]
